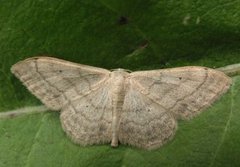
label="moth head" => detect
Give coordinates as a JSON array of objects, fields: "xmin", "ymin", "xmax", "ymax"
[{"xmin": 110, "ymin": 68, "xmax": 132, "ymax": 73}]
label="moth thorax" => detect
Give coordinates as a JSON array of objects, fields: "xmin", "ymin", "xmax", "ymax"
[{"xmin": 111, "ymin": 71, "xmax": 127, "ymax": 95}]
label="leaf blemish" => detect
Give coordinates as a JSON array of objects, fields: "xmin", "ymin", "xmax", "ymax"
[
  {"xmin": 118, "ymin": 16, "xmax": 128, "ymax": 25},
  {"xmin": 183, "ymin": 14, "xmax": 191, "ymax": 25}
]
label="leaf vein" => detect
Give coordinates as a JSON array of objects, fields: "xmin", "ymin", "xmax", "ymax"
[{"xmin": 208, "ymin": 79, "xmax": 234, "ymax": 167}]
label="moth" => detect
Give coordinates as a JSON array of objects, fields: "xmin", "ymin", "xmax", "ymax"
[{"xmin": 11, "ymin": 57, "xmax": 231, "ymax": 150}]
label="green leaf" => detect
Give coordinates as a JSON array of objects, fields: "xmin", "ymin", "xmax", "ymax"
[{"xmin": 1, "ymin": 0, "xmax": 240, "ymax": 166}]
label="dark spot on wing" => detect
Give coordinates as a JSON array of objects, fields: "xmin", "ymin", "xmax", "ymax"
[{"xmin": 99, "ymin": 124, "xmax": 107, "ymax": 132}]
